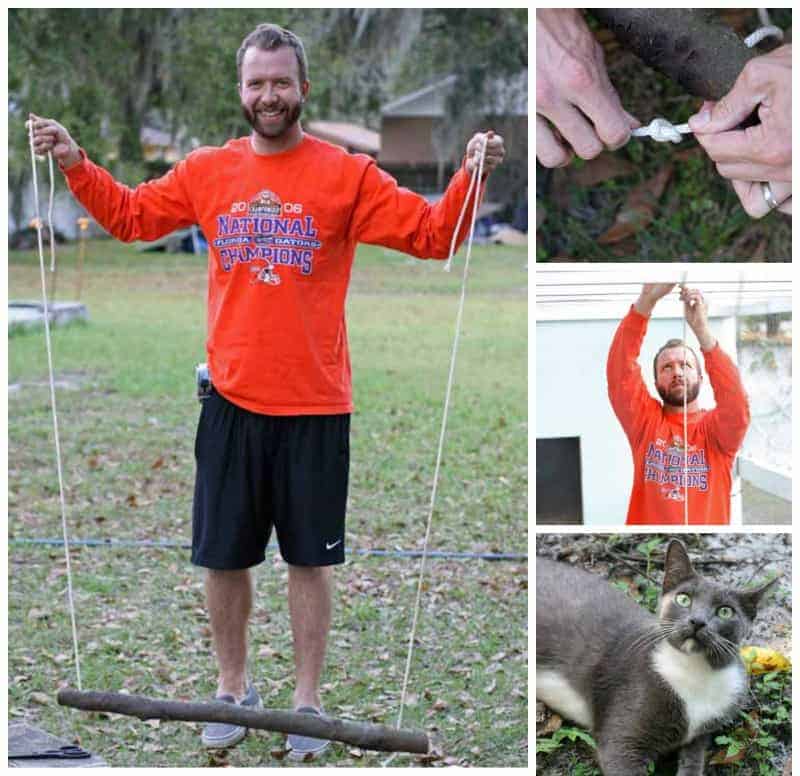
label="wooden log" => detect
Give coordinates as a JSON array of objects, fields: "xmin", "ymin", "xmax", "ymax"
[
  {"xmin": 57, "ymin": 688, "xmax": 430, "ymax": 754},
  {"xmin": 590, "ymin": 9, "xmax": 757, "ymax": 100}
]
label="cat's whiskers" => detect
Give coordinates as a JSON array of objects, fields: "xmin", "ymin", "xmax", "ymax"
[{"xmin": 622, "ymin": 624, "xmax": 671, "ymax": 656}]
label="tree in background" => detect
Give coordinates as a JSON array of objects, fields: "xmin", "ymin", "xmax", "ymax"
[{"xmin": 9, "ymin": 9, "xmax": 527, "ymax": 223}]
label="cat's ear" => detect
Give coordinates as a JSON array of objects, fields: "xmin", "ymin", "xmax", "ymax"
[
  {"xmin": 738, "ymin": 574, "xmax": 780, "ymax": 619},
  {"xmin": 662, "ymin": 539, "xmax": 695, "ymax": 593}
]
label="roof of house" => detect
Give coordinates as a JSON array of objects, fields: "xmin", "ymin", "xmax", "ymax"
[
  {"xmin": 381, "ymin": 71, "xmax": 527, "ymax": 118},
  {"xmin": 306, "ymin": 121, "xmax": 380, "ymax": 154},
  {"xmin": 535, "ymin": 265, "xmax": 792, "ymax": 321}
]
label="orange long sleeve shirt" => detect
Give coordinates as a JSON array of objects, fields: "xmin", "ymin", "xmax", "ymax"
[
  {"xmin": 62, "ymin": 134, "xmax": 483, "ymax": 415},
  {"xmin": 607, "ymin": 306, "xmax": 750, "ymax": 525}
]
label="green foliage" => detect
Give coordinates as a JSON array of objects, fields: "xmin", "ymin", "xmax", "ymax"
[
  {"xmin": 9, "ymin": 9, "xmax": 527, "ymax": 198},
  {"xmin": 536, "ymin": 725, "xmax": 596, "ymax": 754}
]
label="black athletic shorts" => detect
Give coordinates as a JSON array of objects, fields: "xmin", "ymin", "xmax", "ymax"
[{"xmin": 191, "ymin": 390, "xmax": 349, "ymax": 570}]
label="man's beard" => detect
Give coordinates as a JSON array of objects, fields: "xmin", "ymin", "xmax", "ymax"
[
  {"xmin": 241, "ymin": 98, "xmax": 303, "ymax": 140},
  {"xmin": 657, "ymin": 379, "xmax": 701, "ymax": 407}
]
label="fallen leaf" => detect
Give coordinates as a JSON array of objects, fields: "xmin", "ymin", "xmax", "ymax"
[
  {"xmin": 570, "ymin": 153, "xmax": 637, "ymax": 187},
  {"xmin": 709, "ymin": 745, "xmax": 747, "ymax": 766},
  {"xmin": 151, "ymin": 456, "xmax": 165, "ymax": 470},
  {"xmin": 597, "ymin": 164, "xmax": 673, "ymax": 244}
]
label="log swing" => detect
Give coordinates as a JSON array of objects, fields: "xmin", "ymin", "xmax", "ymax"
[
  {"xmin": 56, "ymin": 689, "xmax": 429, "ymax": 754},
  {"xmin": 26, "ymin": 117, "xmax": 491, "ymax": 760}
]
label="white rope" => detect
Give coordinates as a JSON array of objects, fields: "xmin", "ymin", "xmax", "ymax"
[
  {"xmin": 631, "ymin": 119, "xmax": 690, "ymax": 144},
  {"xmin": 27, "ymin": 119, "xmax": 83, "ymax": 691},
  {"xmin": 383, "ymin": 135, "xmax": 488, "ymax": 766},
  {"xmin": 678, "ymin": 277, "xmax": 689, "ymax": 527},
  {"xmin": 682, "ymin": 317, "xmax": 689, "ymax": 527},
  {"xmin": 744, "ymin": 25, "xmax": 783, "ymax": 48},
  {"xmin": 632, "ymin": 24, "xmax": 782, "ymax": 144}
]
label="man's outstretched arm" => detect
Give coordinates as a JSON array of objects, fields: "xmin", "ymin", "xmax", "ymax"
[
  {"xmin": 348, "ymin": 131, "xmax": 505, "ymax": 259},
  {"xmin": 28, "ymin": 113, "xmax": 195, "ymax": 243},
  {"xmin": 607, "ymin": 284, "xmax": 675, "ymax": 443}
]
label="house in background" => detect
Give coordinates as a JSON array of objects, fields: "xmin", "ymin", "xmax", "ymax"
[
  {"xmin": 306, "ymin": 120, "xmax": 380, "ymax": 157},
  {"xmin": 378, "ymin": 71, "xmax": 527, "ymax": 215},
  {"xmin": 535, "ymin": 265, "xmax": 792, "ymax": 527}
]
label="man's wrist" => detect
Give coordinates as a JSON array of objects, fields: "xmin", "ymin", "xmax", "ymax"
[
  {"xmin": 59, "ymin": 145, "xmax": 83, "ymax": 171},
  {"xmin": 697, "ymin": 333, "xmax": 717, "ymax": 351},
  {"xmin": 633, "ymin": 296, "xmax": 656, "ymax": 317}
]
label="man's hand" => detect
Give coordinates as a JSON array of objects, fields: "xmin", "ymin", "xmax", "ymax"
[
  {"xmin": 27, "ymin": 113, "xmax": 82, "ymax": 169},
  {"xmin": 689, "ymin": 45, "xmax": 791, "ymax": 218},
  {"xmin": 536, "ymin": 9, "xmax": 639, "ymax": 168},
  {"xmin": 634, "ymin": 283, "xmax": 676, "ymax": 317},
  {"xmin": 465, "ymin": 132, "xmax": 505, "ymax": 176},
  {"xmin": 680, "ymin": 286, "xmax": 717, "ymax": 351}
]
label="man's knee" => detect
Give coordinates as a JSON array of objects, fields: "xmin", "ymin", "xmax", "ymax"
[{"xmin": 288, "ymin": 564, "xmax": 332, "ymax": 580}]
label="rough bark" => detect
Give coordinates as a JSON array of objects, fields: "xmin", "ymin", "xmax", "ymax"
[
  {"xmin": 590, "ymin": 9, "xmax": 757, "ymax": 100},
  {"xmin": 57, "ymin": 688, "xmax": 430, "ymax": 754}
]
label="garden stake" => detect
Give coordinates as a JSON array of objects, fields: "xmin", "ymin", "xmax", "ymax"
[{"xmin": 57, "ymin": 689, "xmax": 430, "ymax": 755}]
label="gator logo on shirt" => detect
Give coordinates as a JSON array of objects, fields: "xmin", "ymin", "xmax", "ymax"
[{"xmin": 250, "ymin": 261, "xmax": 281, "ymax": 285}]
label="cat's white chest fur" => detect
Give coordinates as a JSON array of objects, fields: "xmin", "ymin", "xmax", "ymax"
[
  {"xmin": 536, "ymin": 669, "xmax": 593, "ymax": 729},
  {"xmin": 651, "ymin": 641, "xmax": 745, "ymax": 741}
]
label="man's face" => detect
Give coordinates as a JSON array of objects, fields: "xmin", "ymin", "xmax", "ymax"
[
  {"xmin": 655, "ymin": 346, "xmax": 702, "ymax": 407},
  {"xmin": 239, "ymin": 45, "xmax": 309, "ymax": 140}
]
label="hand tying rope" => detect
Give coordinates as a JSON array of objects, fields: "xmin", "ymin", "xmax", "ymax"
[{"xmin": 631, "ymin": 24, "xmax": 784, "ymax": 144}]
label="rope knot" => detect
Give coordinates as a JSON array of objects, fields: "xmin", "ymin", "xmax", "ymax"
[{"xmin": 631, "ymin": 118, "xmax": 689, "ymax": 144}]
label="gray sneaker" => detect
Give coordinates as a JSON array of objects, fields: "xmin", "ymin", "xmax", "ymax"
[
  {"xmin": 201, "ymin": 685, "xmax": 262, "ymax": 749},
  {"xmin": 287, "ymin": 706, "xmax": 330, "ymax": 761}
]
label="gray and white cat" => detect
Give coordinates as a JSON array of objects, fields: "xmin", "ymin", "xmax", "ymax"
[{"xmin": 536, "ymin": 539, "xmax": 778, "ymax": 775}]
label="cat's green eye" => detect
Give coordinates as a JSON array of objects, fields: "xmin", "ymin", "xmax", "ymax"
[
  {"xmin": 675, "ymin": 593, "xmax": 692, "ymax": 607},
  {"xmin": 717, "ymin": 606, "xmax": 734, "ymax": 620}
]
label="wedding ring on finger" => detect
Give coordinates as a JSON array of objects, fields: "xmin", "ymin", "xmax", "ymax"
[{"xmin": 761, "ymin": 181, "xmax": 780, "ymax": 210}]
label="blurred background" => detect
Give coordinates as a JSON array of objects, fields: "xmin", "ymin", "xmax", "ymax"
[{"xmin": 9, "ymin": 8, "xmax": 528, "ymax": 248}]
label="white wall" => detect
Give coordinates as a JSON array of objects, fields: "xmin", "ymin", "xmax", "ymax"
[{"xmin": 536, "ymin": 309, "xmax": 740, "ymax": 525}]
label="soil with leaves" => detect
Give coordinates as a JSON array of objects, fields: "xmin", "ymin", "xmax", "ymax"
[
  {"xmin": 8, "ymin": 240, "xmax": 528, "ymax": 767},
  {"xmin": 535, "ymin": 534, "xmax": 792, "ymax": 775}
]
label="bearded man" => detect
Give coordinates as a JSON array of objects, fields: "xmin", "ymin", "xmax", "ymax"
[
  {"xmin": 606, "ymin": 283, "xmax": 750, "ymax": 525},
  {"xmin": 29, "ymin": 23, "xmax": 506, "ymax": 759}
]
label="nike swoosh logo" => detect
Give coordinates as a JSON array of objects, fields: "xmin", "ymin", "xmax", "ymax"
[{"xmin": 325, "ymin": 540, "xmax": 342, "ymax": 550}]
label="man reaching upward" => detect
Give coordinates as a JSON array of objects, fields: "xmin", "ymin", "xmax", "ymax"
[{"xmin": 607, "ymin": 283, "xmax": 749, "ymax": 525}]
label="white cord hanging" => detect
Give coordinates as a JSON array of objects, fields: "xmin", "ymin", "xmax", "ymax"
[
  {"xmin": 26, "ymin": 119, "xmax": 82, "ymax": 691},
  {"xmin": 383, "ymin": 134, "xmax": 488, "ymax": 766}
]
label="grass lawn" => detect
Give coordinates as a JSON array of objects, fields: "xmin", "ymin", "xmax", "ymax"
[{"xmin": 8, "ymin": 239, "xmax": 528, "ymax": 767}]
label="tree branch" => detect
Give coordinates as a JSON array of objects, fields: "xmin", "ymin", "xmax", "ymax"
[
  {"xmin": 57, "ymin": 688, "xmax": 430, "ymax": 754},
  {"xmin": 590, "ymin": 9, "xmax": 757, "ymax": 100}
]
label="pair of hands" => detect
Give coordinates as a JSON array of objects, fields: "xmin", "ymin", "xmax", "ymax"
[
  {"xmin": 536, "ymin": 10, "xmax": 791, "ymax": 219},
  {"xmin": 635, "ymin": 284, "xmax": 716, "ymax": 351}
]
